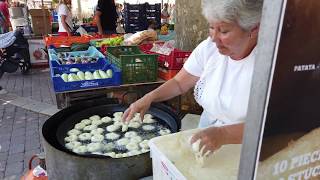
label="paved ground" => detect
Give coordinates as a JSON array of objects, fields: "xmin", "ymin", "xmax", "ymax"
[{"xmin": 0, "ymin": 69, "xmax": 55, "ymax": 180}]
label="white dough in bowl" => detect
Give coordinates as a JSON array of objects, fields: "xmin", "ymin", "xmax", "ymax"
[
  {"xmin": 142, "ymin": 125, "xmax": 155, "ymax": 131},
  {"xmin": 80, "ymin": 119, "xmax": 92, "ymax": 126},
  {"xmin": 124, "ymin": 131, "xmax": 137, "ymax": 138},
  {"xmin": 87, "ymin": 142, "xmax": 103, "ymax": 152},
  {"xmin": 115, "ymin": 153, "xmax": 123, "ymax": 158},
  {"xmin": 101, "ymin": 116, "xmax": 112, "ymax": 123},
  {"xmin": 143, "ymin": 118, "xmax": 156, "ymax": 124},
  {"xmin": 64, "ymin": 135, "xmax": 78, "ymax": 142},
  {"xmin": 78, "ymin": 133, "xmax": 92, "ymax": 141},
  {"xmin": 143, "ymin": 114, "xmax": 153, "ymax": 120},
  {"xmin": 159, "ymin": 129, "xmax": 171, "ymax": 136},
  {"xmin": 83, "ymin": 125, "xmax": 98, "ymax": 131},
  {"xmin": 126, "ymin": 142, "xmax": 139, "ymax": 151},
  {"xmin": 132, "ymin": 116, "xmax": 142, "ymax": 122},
  {"xmin": 73, "ymin": 145, "xmax": 88, "ymax": 154},
  {"xmin": 104, "ymin": 142, "xmax": 114, "ymax": 151},
  {"xmin": 91, "ymin": 119, "xmax": 103, "ymax": 126},
  {"xmin": 141, "ymin": 148, "xmax": 149, "ymax": 153},
  {"xmin": 67, "ymin": 129, "xmax": 81, "ymax": 136},
  {"xmin": 91, "ymin": 128, "xmax": 104, "ymax": 135},
  {"xmin": 74, "ymin": 122, "xmax": 86, "ymax": 130},
  {"xmin": 128, "ymin": 149, "xmax": 141, "ymax": 156},
  {"xmin": 113, "ymin": 121, "xmax": 122, "ymax": 127},
  {"xmin": 122, "ymin": 123, "xmax": 129, "ymax": 132},
  {"xmin": 122, "ymin": 153, "xmax": 129, "ymax": 157},
  {"xmin": 113, "ymin": 112, "xmax": 123, "ymax": 118},
  {"xmin": 139, "ymin": 140, "xmax": 149, "ymax": 149},
  {"xmin": 106, "ymin": 124, "xmax": 120, "ymax": 132},
  {"xmin": 104, "ymin": 152, "xmax": 116, "ymax": 158},
  {"xmin": 65, "ymin": 141, "xmax": 81, "ymax": 150},
  {"xmin": 89, "ymin": 115, "xmax": 101, "ymax": 121},
  {"xmin": 105, "ymin": 132, "xmax": 120, "ymax": 140},
  {"xmin": 128, "ymin": 122, "xmax": 141, "ymax": 129},
  {"xmin": 91, "ymin": 134, "xmax": 104, "ymax": 142},
  {"xmin": 117, "ymin": 138, "xmax": 130, "ymax": 146},
  {"xmin": 130, "ymin": 136, "xmax": 142, "ymax": 144}
]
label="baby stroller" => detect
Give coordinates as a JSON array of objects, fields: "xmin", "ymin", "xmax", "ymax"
[{"xmin": 0, "ymin": 29, "xmax": 31, "ymax": 79}]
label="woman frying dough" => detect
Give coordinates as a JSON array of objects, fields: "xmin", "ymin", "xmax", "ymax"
[{"xmin": 123, "ymin": 0, "xmax": 263, "ymax": 155}]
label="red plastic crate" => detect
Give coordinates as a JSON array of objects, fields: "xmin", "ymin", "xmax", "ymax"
[
  {"xmin": 158, "ymin": 68, "xmax": 180, "ymax": 80},
  {"xmin": 139, "ymin": 43, "xmax": 191, "ymax": 70}
]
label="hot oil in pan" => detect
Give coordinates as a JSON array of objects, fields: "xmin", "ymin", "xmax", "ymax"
[{"xmin": 65, "ymin": 114, "xmax": 171, "ymax": 156}]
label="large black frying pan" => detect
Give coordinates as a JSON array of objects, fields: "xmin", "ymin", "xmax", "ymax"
[
  {"xmin": 42, "ymin": 98, "xmax": 181, "ymax": 179},
  {"xmin": 43, "ymin": 98, "xmax": 181, "ymax": 158}
]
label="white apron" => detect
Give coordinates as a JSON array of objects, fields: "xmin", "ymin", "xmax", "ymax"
[{"xmin": 194, "ymin": 49, "xmax": 256, "ymax": 128}]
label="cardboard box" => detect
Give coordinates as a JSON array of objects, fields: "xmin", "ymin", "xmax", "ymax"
[
  {"xmin": 29, "ymin": 9, "xmax": 51, "ymax": 35},
  {"xmin": 29, "ymin": 9, "xmax": 50, "ymax": 17}
]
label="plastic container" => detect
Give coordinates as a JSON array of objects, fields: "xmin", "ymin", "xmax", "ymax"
[
  {"xmin": 158, "ymin": 68, "xmax": 180, "ymax": 80},
  {"xmin": 149, "ymin": 138, "xmax": 187, "ymax": 180},
  {"xmin": 50, "ymin": 62, "xmax": 121, "ymax": 92},
  {"xmin": 48, "ymin": 46, "xmax": 107, "ymax": 67},
  {"xmin": 149, "ymin": 130, "xmax": 241, "ymax": 180},
  {"xmin": 107, "ymin": 46, "xmax": 158, "ymax": 84},
  {"xmin": 139, "ymin": 43, "xmax": 192, "ymax": 70}
]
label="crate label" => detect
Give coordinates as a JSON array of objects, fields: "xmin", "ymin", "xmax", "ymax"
[{"xmin": 80, "ymin": 81, "xmax": 99, "ymax": 88}]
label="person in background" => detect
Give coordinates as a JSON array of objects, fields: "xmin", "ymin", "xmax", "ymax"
[
  {"xmin": 169, "ymin": 4, "xmax": 176, "ymax": 25},
  {"xmin": 161, "ymin": 3, "xmax": 170, "ymax": 25},
  {"xmin": 123, "ymin": 0, "xmax": 263, "ymax": 155},
  {"xmin": 95, "ymin": 0, "xmax": 117, "ymax": 35},
  {"xmin": 57, "ymin": 0, "xmax": 73, "ymax": 36},
  {"xmin": 0, "ymin": 0, "xmax": 10, "ymax": 34}
]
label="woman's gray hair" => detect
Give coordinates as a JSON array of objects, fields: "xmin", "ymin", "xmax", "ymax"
[{"xmin": 202, "ymin": 0, "xmax": 263, "ymax": 31}]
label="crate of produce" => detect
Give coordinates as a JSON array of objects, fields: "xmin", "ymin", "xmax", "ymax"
[
  {"xmin": 158, "ymin": 67, "xmax": 180, "ymax": 80},
  {"xmin": 107, "ymin": 46, "xmax": 158, "ymax": 84},
  {"xmin": 44, "ymin": 36, "xmax": 91, "ymax": 47},
  {"xmin": 139, "ymin": 43, "xmax": 192, "ymax": 70},
  {"xmin": 89, "ymin": 36, "xmax": 124, "ymax": 48},
  {"xmin": 48, "ymin": 46, "xmax": 108, "ymax": 67},
  {"xmin": 50, "ymin": 60, "xmax": 121, "ymax": 92}
]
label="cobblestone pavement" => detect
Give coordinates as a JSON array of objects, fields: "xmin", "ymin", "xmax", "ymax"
[{"xmin": 0, "ymin": 69, "xmax": 53, "ymax": 180}]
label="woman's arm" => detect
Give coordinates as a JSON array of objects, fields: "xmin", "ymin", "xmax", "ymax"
[
  {"xmin": 60, "ymin": 15, "xmax": 71, "ymax": 36},
  {"xmin": 123, "ymin": 68, "xmax": 199, "ymax": 121},
  {"xmin": 95, "ymin": 11, "xmax": 103, "ymax": 35}
]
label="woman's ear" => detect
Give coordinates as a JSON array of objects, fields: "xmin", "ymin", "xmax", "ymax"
[{"xmin": 250, "ymin": 24, "xmax": 260, "ymax": 38}]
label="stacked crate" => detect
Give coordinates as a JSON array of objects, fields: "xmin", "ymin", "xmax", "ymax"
[
  {"xmin": 124, "ymin": 3, "xmax": 161, "ymax": 33},
  {"xmin": 145, "ymin": 3, "xmax": 161, "ymax": 29},
  {"xmin": 124, "ymin": 3, "xmax": 147, "ymax": 33},
  {"xmin": 139, "ymin": 43, "xmax": 192, "ymax": 81}
]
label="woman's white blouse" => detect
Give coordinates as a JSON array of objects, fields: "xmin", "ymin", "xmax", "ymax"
[{"xmin": 183, "ymin": 37, "xmax": 256, "ymax": 127}]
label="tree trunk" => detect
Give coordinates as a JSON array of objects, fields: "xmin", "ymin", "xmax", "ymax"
[{"xmin": 175, "ymin": 0, "xmax": 208, "ymax": 51}]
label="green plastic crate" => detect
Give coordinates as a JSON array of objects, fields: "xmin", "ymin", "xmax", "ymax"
[{"xmin": 107, "ymin": 46, "xmax": 158, "ymax": 84}]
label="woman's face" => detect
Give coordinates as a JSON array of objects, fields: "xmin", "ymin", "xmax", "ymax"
[{"xmin": 208, "ymin": 20, "xmax": 257, "ymax": 60}]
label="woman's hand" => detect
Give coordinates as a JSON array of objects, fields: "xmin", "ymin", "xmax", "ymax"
[
  {"xmin": 190, "ymin": 123, "xmax": 244, "ymax": 155},
  {"xmin": 190, "ymin": 126, "xmax": 225, "ymax": 155},
  {"xmin": 122, "ymin": 94, "xmax": 154, "ymax": 122}
]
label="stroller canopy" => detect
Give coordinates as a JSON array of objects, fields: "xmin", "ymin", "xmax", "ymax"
[{"xmin": 0, "ymin": 31, "xmax": 16, "ymax": 49}]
